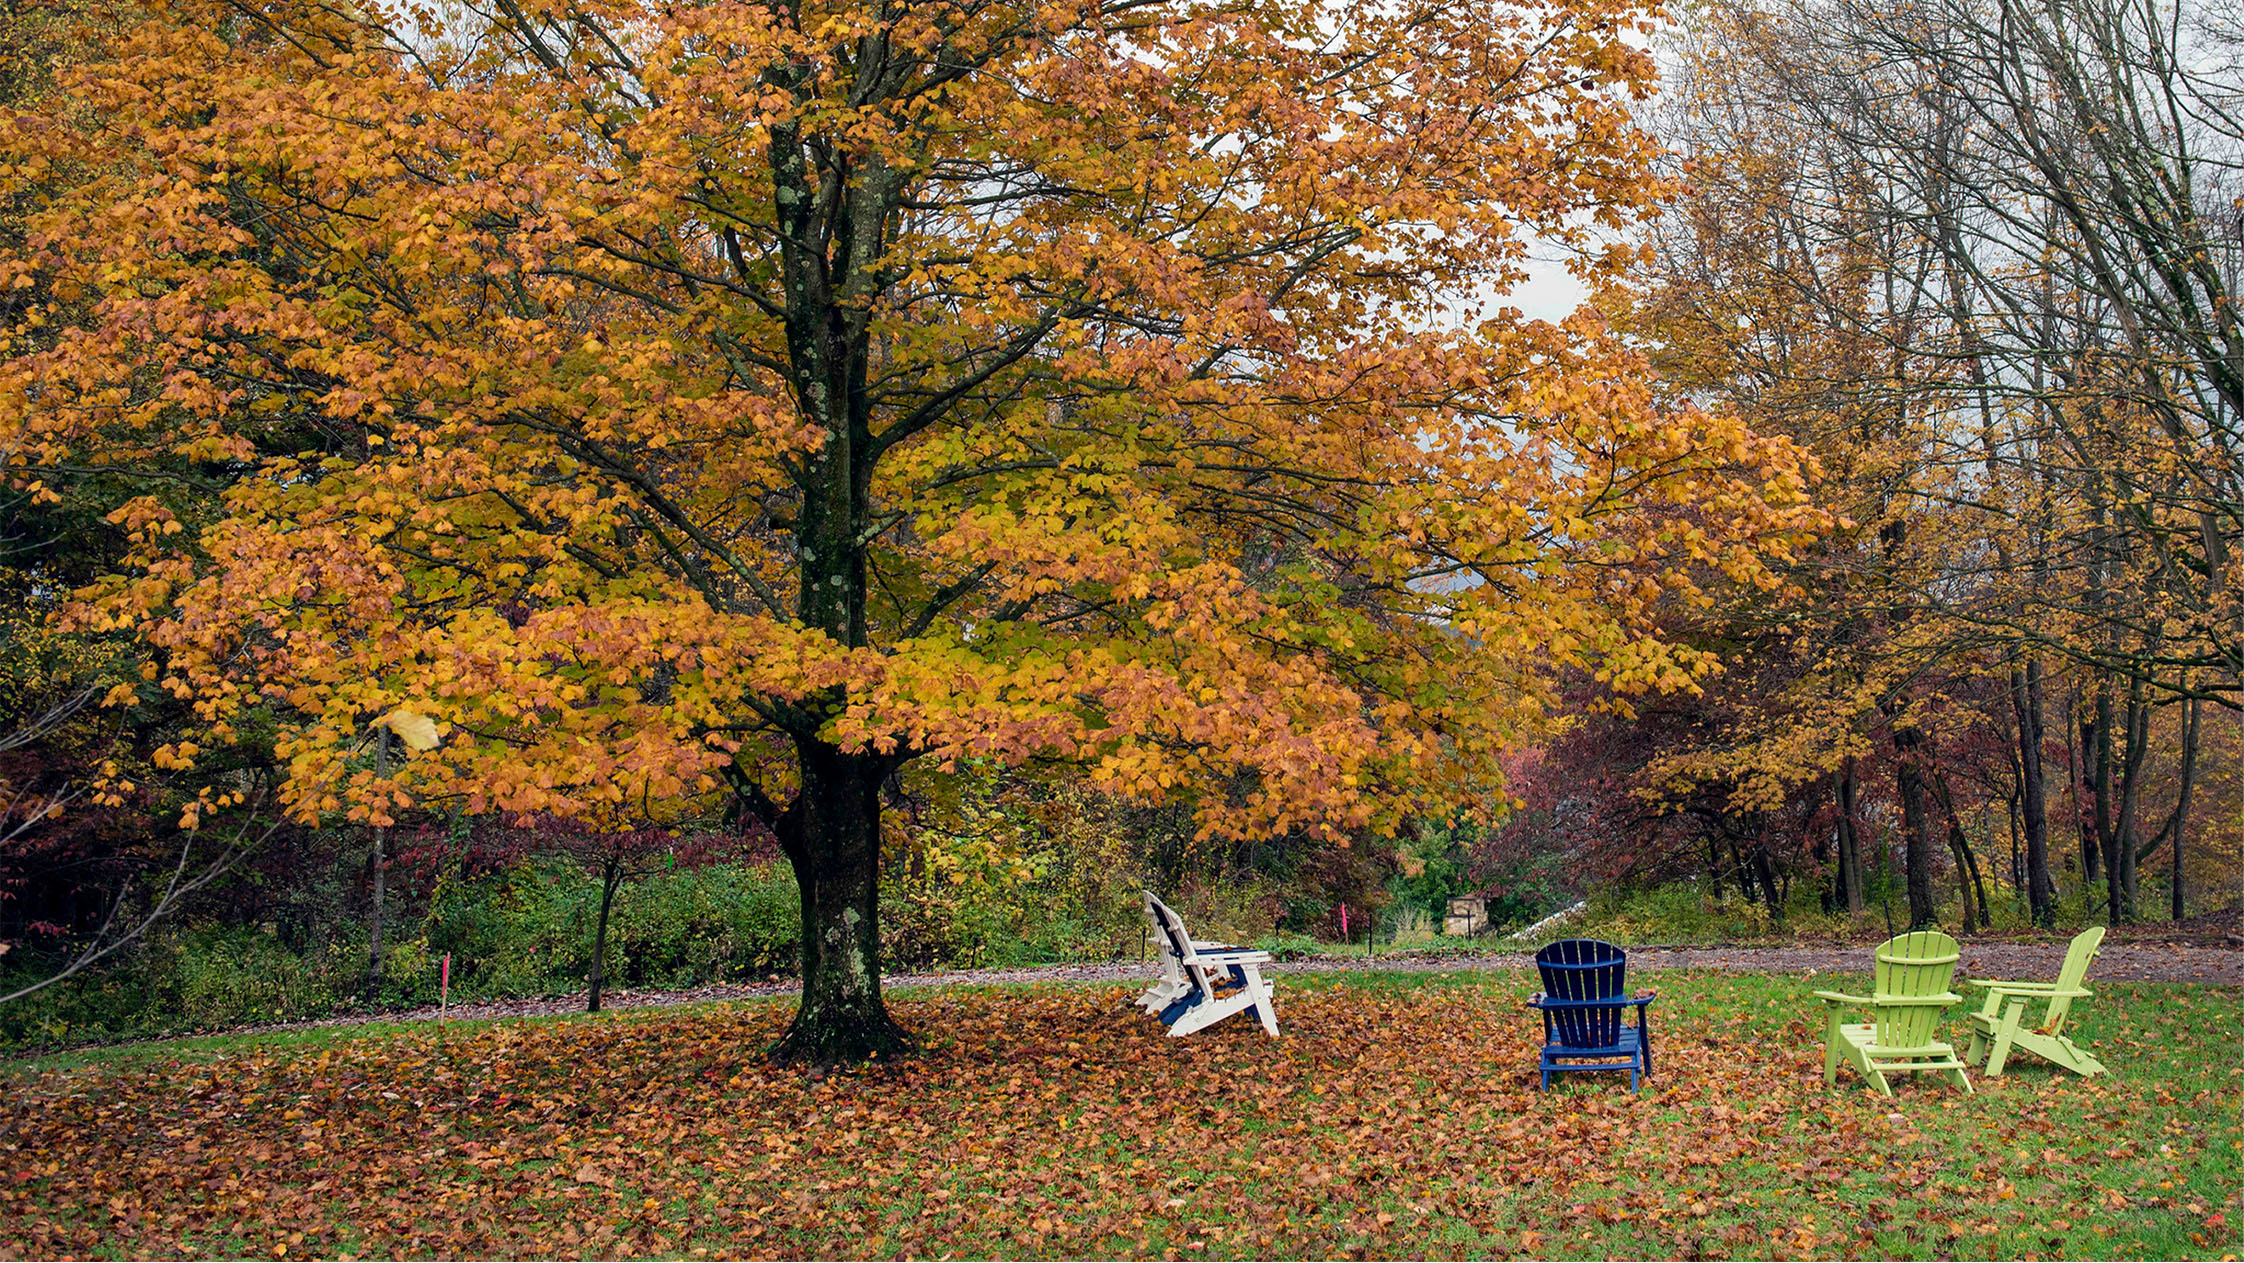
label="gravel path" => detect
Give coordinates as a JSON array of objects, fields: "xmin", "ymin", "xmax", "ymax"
[{"xmin": 257, "ymin": 940, "xmax": 2238, "ymax": 1037}]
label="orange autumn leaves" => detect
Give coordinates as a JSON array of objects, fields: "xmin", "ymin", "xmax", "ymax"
[
  {"xmin": 2, "ymin": 981, "xmax": 2235, "ymax": 1259},
  {"xmin": 0, "ymin": 0, "xmax": 1817, "ymax": 840}
]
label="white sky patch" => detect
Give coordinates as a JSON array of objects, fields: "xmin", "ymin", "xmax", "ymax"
[{"xmin": 1509, "ymin": 241, "xmax": 1595, "ymax": 324}]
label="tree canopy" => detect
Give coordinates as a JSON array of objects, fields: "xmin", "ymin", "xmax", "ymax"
[{"xmin": 1, "ymin": 0, "xmax": 1815, "ymax": 1058}]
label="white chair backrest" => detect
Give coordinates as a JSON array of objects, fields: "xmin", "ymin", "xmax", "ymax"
[{"xmin": 1146, "ymin": 892, "xmax": 1197, "ymax": 964}]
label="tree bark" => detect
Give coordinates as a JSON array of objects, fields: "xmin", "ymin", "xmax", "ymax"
[
  {"xmin": 587, "ymin": 854, "xmax": 621, "ymax": 1014},
  {"xmin": 1748, "ymin": 823, "xmax": 1781, "ymax": 917},
  {"xmin": 2141, "ymin": 696, "xmax": 2200, "ymax": 921},
  {"xmin": 1892, "ymin": 723, "xmax": 1940, "ymax": 929},
  {"xmin": 367, "ymin": 727, "xmax": 388, "ymax": 998},
  {"xmin": 2116, "ymin": 679, "xmax": 2149, "ymax": 923},
  {"xmin": 770, "ymin": 741, "xmax": 911, "ymax": 1065},
  {"xmin": 1833, "ymin": 760, "xmax": 1865, "ymax": 917},
  {"xmin": 2173, "ymin": 696, "xmax": 2198, "ymax": 922},
  {"xmin": 2012, "ymin": 658, "xmax": 2055, "ymax": 924},
  {"xmin": 2079, "ymin": 704, "xmax": 2105, "ymax": 884},
  {"xmin": 1930, "ymin": 766, "xmax": 1990, "ymax": 935}
]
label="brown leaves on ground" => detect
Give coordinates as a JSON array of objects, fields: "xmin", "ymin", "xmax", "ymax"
[{"xmin": 1, "ymin": 976, "xmax": 2237, "ymax": 1260}]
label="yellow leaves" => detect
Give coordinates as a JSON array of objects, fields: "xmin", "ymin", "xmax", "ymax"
[{"xmin": 372, "ymin": 708, "xmax": 442, "ymax": 751}]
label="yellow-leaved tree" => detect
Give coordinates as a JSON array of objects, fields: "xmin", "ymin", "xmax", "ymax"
[{"xmin": 1, "ymin": 0, "xmax": 1815, "ymax": 1060}]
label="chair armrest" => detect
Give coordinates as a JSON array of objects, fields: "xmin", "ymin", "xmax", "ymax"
[
  {"xmin": 1968, "ymin": 980, "xmax": 2090, "ymax": 998},
  {"xmin": 1531, "ymin": 995, "xmax": 1648, "ymax": 1010},
  {"xmin": 1190, "ymin": 939, "xmax": 1235, "ymax": 950},
  {"xmin": 1634, "ymin": 990, "xmax": 1657, "ymax": 1005},
  {"xmin": 1192, "ymin": 949, "xmax": 1273, "ymax": 965},
  {"xmin": 1815, "ymin": 989, "xmax": 1963, "ymax": 1007}
]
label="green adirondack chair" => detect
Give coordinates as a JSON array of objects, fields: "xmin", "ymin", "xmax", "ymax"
[
  {"xmin": 1814, "ymin": 930, "xmax": 1973, "ymax": 1096},
  {"xmin": 1963, "ymin": 926, "xmax": 2107, "ymax": 1078}
]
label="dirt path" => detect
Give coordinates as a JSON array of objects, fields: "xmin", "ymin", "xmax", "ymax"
[{"xmin": 259, "ymin": 940, "xmax": 2237, "ymax": 1036}]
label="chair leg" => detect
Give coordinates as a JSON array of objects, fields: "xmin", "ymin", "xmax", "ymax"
[
  {"xmin": 1944, "ymin": 1062, "xmax": 1974, "ymax": 1094},
  {"xmin": 2053, "ymin": 1036, "xmax": 2106, "ymax": 1077},
  {"xmin": 1856, "ymin": 1048, "xmax": 1891, "ymax": 1097},
  {"xmin": 1985, "ymin": 999, "xmax": 2025, "ymax": 1078},
  {"xmin": 1168, "ymin": 995, "xmax": 1243, "ymax": 1036}
]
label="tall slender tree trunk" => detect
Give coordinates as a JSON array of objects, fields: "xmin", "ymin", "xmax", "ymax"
[
  {"xmin": 1893, "ymin": 724, "xmax": 1940, "ymax": 929},
  {"xmin": 2079, "ymin": 705, "xmax": 2106, "ymax": 884},
  {"xmin": 367, "ymin": 727, "xmax": 388, "ymax": 999},
  {"xmin": 2112, "ymin": 678, "xmax": 2149, "ymax": 923},
  {"xmin": 772, "ymin": 740, "xmax": 910, "ymax": 1064},
  {"xmin": 587, "ymin": 855, "xmax": 622, "ymax": 1014},
  {"xmin": 2173, "ymin": 696, "xmax": 2198, "ymax": 921},
  {"xmin": 1748, "ymin": 823, "xmax": 1782, "ymax": 917},
  {"xmin": 2141, "ymin": 696, "xmax": 2200, "ymax": 922},
  {"xmin": 1931, "ymin": 767, "xmax": 1991, "ymax": 935},
  {"xmin": 2013, "ymin": 658, "xmax": 2055, "ymax": 923},
  {"xmin": 1834, "ymin": 760, "xmax": 1865, "ymax": 917},
  {"xmin": 2092, "ymin": 684, "xmax": 2116, "ymax": 918}
]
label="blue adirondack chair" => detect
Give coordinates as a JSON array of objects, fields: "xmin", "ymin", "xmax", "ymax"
[{"xmin": 1529, "ymin": 938, "xmax": 1655, "ymax": 1091}]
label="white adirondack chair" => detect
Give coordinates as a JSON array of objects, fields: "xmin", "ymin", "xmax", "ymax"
[
  {"xmin": 1134, "ymin": 890, "xmax": 1253, "ymax": 1015},
  {"xmin": 1140, "ymin": 891, "xmax": 1280, "ymax": 1037}
]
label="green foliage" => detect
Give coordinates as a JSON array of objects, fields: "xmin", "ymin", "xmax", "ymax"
[
  {"xmin": 1252, "ymin": 930, "xmax": 1324, "ymax": 961},
  {"xmin": 0, "ymin": 926, "xmax": 360, "ymax": 1049},
  {"xmin": 424, "ymin": 859, "xmax": 802, "ymax": 999},
  {"xmin": 1578, "ymin": 880, "xmax": 1851, "ymax": 944},
  {"xmin": 0, "ymin": 860, "xmax": 809, "ymax": 1052},
  {"xmin": 1388, "ymin": 823, "xmax": 1478, "ymax": 922}
]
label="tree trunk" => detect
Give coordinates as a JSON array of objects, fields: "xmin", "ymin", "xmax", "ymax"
[
  {"xmin": 1893, "ymin": 724, "xmax": 1940, "ymax": 929},
  {"xmin": 2172, "ymin": 696, "xmax": 2198, "ymax": 921},
  {"xmin": 2013, "ymin": 658, "xmax": 2055, "ymax": 924},
  {"xmin": 2093, "ymin": 683, "xmax": 2117, "ymax": 919},
  {"xmin": 587, "ymin": 855, "xmax": 621, "ymax": 1014},
  {"xmin": 2106, "ymin": 677, "xmax": 2150, "ymax": 924},
  {"xmin": 1749, "ymin": 825, "xmax": 1782, "ymax": 917},
  {"xmin": 367, "ymin": 727, "xmax": 388, "ymax": 999},
  {"xmin": 1930, "ymin": 767, "xmax": 1990, "ymax": 935},
  {"xmin": 771, "ymin": 741, "xmax": 911, "ymax": 1065},
  {"xmin": 2140, "ymin": 695, "xmax": 2200, "ymax": 922},
  {"xmin": 1834, "ymin": 760, "xmax": 1865, "ymax": 917},
  {"xmin": 1929, "ymin": 767, "xmax": 2001, "ymax": 933},
  {"xmin": 2080, "ymin": 704, "xmax": 2105, "ymax": 884}
]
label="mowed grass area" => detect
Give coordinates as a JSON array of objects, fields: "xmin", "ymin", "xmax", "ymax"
[{"xmin": 2, "ymin": 970, "xmax": 2238, "ymax": 1261}]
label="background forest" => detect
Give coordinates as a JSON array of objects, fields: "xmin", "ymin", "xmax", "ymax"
[{"xmin": 3, "ymin": 0, "xmax": 2241, "ymax": 1054}]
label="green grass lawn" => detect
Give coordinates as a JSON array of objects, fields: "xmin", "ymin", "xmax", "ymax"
[{"xmin": 3, "ymin": 969, "xmax": 2237, "ymax": 1260}]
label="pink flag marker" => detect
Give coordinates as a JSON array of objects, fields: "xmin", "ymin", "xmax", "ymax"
[
  {"xmin": 440, "ymin": 952, "xmax": 451, "ymax": 1022},
  {"xmin": 1339, "ymin": 903, "xmax": 1349, "ymax": 938}
]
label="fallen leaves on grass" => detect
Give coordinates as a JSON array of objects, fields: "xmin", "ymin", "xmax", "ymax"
[{"xmin": 0, "ymin": 976, "xmax": 2237, "ymax": 1260}]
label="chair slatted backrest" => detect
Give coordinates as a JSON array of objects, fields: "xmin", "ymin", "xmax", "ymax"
[
  {"xmin": 1871, "ymin": 930, "xmax": 1961, "ymax": 1049},
  {"xmin": 1142, "ymin": 891, "xmax": 1175, "ymax": 960},
  {"xmin": 2047, "ymin": 926, "xmax": 2105, "ymax": 1034},
  {"xmin": 1146, "ymin": 893, "xmax": 1197, "ymax": 971},
  {"xmin": 1536, "ymin": 938, "xmax": 1628, "ymax": 1049}
]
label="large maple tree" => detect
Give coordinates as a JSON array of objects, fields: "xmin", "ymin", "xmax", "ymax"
[{"xmin": 2, "ymin": 0, "xmax": 1813, "ymax": 1059}]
